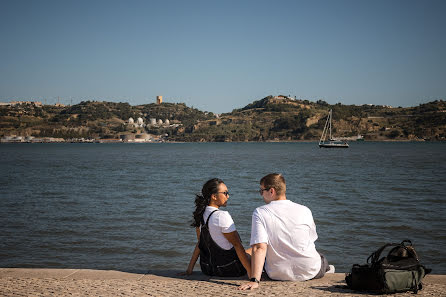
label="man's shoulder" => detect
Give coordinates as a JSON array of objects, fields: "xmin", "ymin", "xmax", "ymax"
[
  {"xmin": 252, "ymin": 201, "xmax": 285, "ymax": 216},
  {"xmin": 284, "ymin": 200, "xmax": 312, "ymax": 211},
  {"xmin": 254, "ymin": 200, "xmax": 312, "ymax": 214},
  {"xmin": 253, "ymin": 204, "xmax": 269, "ymax": 213}
]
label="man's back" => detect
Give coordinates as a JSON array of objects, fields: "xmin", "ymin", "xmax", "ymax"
[{"xmin": 250, "ymin": 200, "xmax": 321, "ymax": 281}]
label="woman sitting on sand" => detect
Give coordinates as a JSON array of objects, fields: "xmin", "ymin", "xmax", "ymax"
[{"xmin": 182, "ymin": 178, "xmax": 251, "ymax": 277}]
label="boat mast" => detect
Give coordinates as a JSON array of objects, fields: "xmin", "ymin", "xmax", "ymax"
[
  {"xmin": 329, "ymin": 109, "xmax": 332, "ymax": 141},
  {"xmin": 319, "ymin": 109, "xmax": 331, "ymax": 144},
  {"xmin": 319, "ymin": 109, "xmax": 349, "ymax": 148}
]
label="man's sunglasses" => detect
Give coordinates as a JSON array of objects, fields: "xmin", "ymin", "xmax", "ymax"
[{"xmin": 259, "ymin": 188, "xmax": 270, "ymax": 195}]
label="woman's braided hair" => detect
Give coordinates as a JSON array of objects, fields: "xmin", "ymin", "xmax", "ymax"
[{"xmin": 191, "ymin": 178, "xmax": 224, "ymax": 227}]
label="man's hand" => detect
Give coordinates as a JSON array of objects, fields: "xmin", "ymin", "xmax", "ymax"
[
  {"xmin": 238, "ymin": 242, "xmax": 267, "ymax": 290},
  {"xmin": 238, "ymin": 281, "xmax": 259, "ymax": 290}
]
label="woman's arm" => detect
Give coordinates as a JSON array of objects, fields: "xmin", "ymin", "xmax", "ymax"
[
  {"xmin": 223, "ymin": 231, "xmax": 252, "ymax": 278},
  {"xmin": 181, "ymin": 227, "xmax": 201, "ymax": 275}
]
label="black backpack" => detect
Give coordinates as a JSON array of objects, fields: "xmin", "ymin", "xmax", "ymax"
[
  {"xmin": 345, "ymin": 240, "xmax": 431, "ymax": 294},
  {"xmin": 198, "ymin": 210, "xmax": 246, "ymax": 277}
]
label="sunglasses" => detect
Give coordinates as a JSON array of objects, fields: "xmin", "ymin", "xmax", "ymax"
[
  {"xmin": 259, "ymin": 188, "xmax": 270, "ymax": 195},
  {"xmin": 218, "ymin": 191, "xmax": 230, "ymax": 196}
]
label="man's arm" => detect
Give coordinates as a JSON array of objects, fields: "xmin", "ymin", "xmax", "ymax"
[{"xmin": 238, "ymin": 242, "xmax": 267, "ymax": 290}]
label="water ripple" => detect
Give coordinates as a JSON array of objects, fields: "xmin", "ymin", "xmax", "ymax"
[{"xmin": 1, "ymin": 142, "xmax": 445, "ymax": 274}]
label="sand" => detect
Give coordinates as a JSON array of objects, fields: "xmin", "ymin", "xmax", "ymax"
[{"xmin": 1, "ymin": 268, "xmax": 445, "ymax": 296}]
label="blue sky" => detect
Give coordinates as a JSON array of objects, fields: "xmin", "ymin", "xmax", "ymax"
[{"xmin": 1, "ymin": 0, "xmax": 445, "ymax": 113}]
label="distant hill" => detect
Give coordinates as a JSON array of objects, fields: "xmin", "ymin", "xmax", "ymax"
[
  {"xmin": 174, "ymin": 96, "xmax": 446, "ymax": 142},
  {"xmin": 1, "ymin": 97, "xmax": 445, "ymax": 142}
]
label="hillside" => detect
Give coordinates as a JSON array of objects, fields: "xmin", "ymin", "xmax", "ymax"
[
  {"xmin": 1, "ymin": 97, "xmax": 445, "ymax": 142},
  {"xmin": 171, "ymin": 96, "xmax": 446, "ymax": 142}
]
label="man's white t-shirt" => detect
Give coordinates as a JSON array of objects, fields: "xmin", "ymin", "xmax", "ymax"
[
  {"xmin": 250, "ymin": 200, "xmax": 321, "ymax": 281},
  {"xmin": 203, "ymin": 206, "xmax": 236, "ymax": 250}
]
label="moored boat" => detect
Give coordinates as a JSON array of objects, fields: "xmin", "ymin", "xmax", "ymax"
[{"xmin": 319, "ymin": 109, "xmax": 349, "ymax": 148}]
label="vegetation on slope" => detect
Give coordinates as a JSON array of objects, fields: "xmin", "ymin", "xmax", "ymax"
[{"xmin": 1, "ymin": 97, "xmax": 445, "ymax": 141}]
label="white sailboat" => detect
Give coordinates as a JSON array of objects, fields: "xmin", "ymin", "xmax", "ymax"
[{"xmin": 319, "ymin": 109, "xmax": 349, "ymax": 148}]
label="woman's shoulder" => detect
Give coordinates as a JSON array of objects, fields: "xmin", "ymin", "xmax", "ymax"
[
  {"xmin": 205, "ymin": 206, "xmax": 230, "ymax": 215},
  {"xmin": 210, "ymin": 209, "xmax": 234, "ymax": 224},
  {"xmin": 215, "ymin": 209, "xmax": 232, "ymax": 217}
]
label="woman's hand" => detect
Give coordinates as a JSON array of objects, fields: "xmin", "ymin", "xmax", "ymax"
[
  {"xmin": 177, "ymin": 270, "xmax": 193, "ymax": 276},
  {"xmin": 238, "ymin": 281, "xmax": 259, "ymax": 290},
  {"xmin": 180, "ymin": 229, "xmax": 201, "ymax": 277}
]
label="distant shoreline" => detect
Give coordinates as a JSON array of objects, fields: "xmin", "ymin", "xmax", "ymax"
[{"xmin": 0, "ymin": 139, "xmax": 440, "ymax": 144}]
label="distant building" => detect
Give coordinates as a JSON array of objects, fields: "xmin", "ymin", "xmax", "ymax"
[
  {"xmin": 274, "ymin": 95, "xmax": 294, "ymax": 101},
  {"xmin": 137, "ymin": 117, "xmax": 144, "ymax": 127},
  {"xmin": 134, "ymin": 133, "xmax": 153, "ymax": 143},
  {"xmin": 156, "ymin": 96, "xmax": 162, "ymax": 104},
  {"xmin": 96, "ymin": 139, "xmax": 122, "ymax": 143},
  {"xmin": 9, "ymin": 101, "xmax": 43, "ymax": 107},
  {"xmin": 120, "ymin": 133, "xmax": 153, "ymax": 143}
]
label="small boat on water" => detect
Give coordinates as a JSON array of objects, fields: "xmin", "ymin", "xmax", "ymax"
[{"xmin": 319, "ymin": 109, "xmax": 349, "ymax": 148}]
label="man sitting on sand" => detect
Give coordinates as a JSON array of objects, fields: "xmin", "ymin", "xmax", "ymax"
[{"xmin": 239, "ymin": 173, "xmax": 334, "ymax": 290}]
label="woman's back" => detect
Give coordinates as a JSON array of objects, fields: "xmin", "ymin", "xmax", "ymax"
[
  {"xmin": 203, "ymin": 206, "xmax": 236, "ymax": 250},
  {"xmin": 183, "ymin": 178, "xmax": 250, "ymax": 277}
]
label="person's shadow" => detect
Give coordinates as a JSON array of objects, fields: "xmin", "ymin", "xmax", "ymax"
[
  {"xmin": 310, "ymin": 281, "xmax": 370, "ymax": 295},
  {"xmin": 146, "ymin": 270, "xmax": 364, "ymax": 293},
  {"xmin": 148, "ymin": 270, "xmax": 246, "ymax": 287},
  {"xmin": 145, "ymin": 269, "xmax": 268, "ymax": 287}
]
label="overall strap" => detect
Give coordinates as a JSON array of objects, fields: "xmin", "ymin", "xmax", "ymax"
[{"xmin": 205, "ymin": 210, "xmax": 219, "ymax": 227}]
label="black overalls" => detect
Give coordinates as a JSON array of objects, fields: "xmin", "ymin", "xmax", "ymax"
[{"xmin": 198, "ymin": 210, "xmax": 247, "ymax": 277}]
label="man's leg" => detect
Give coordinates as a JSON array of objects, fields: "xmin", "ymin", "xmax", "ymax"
[{"xmin": 312, "ymin": 253, "xmax": 334, "ymax": 279}]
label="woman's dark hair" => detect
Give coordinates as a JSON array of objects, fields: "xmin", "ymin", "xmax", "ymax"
[{"xmin": 191, "ymin": 178, "xmax": 224, "ymax": 227}]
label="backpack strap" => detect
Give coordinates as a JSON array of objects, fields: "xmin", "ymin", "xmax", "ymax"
[
  {"xmin": 412, "ymin": 270, "xmax": 421, "ymax": 294},
  {"xmin": 401, "ymin": 239, "xmax": 412, "ymax": 246},
  {"xmin": 367, "ymin": 240, "xmax": 418, "ymax": 264},
  {"xmin": 367, "ymin": 243, "xmax": 394, "ymax": 264},
  {"xmin": 205, "ymin": 209, "xmax": 219, "ymax": 227},
  {"xmin": 367, "ymin": 243, "xmax": 404, "ymax": 264}
]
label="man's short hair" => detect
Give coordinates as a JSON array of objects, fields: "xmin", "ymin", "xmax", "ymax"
[{"xmin": 260, "ymin": 173, "xmax": 286, "ymax": 196}]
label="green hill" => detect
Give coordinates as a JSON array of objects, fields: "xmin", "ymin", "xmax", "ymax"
[{"xmin": 1, "ymin": 97, "xmax": 445, "ymax": 142}]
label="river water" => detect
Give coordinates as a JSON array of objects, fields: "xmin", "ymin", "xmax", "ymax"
[{"xmin": 1, "ymin": 142, "xmax": 445, "ymax": 274}]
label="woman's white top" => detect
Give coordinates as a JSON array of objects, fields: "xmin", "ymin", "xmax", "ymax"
[{"xmin": 202, "ymin": 206, "xmax": 236, "ymax": 250}]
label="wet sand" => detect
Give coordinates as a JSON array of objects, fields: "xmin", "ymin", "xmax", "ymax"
[{"xmin": 1, "ymin": 268, "xmax": 445, "ymax": 296}]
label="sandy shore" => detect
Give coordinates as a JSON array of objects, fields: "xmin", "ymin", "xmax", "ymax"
[{"xmin": 1, "ymin": 268, "xmax": 445, "ymax": 296}]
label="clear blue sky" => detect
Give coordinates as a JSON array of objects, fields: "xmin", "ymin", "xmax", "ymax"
[{"xmin": 1, "ymin": 0, "xmax": 445, "ymax": 113}]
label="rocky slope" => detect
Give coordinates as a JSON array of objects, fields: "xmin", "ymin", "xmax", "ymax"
[{"xmin": 1, "ymin": 97, "xmax": 445, "ymax": 142}]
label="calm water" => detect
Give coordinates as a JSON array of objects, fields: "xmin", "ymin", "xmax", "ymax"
[{"xmin": 1, "ymin": 142, "xmax": 445, "ymax": 274}]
